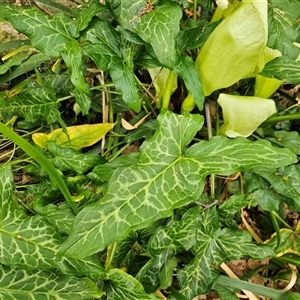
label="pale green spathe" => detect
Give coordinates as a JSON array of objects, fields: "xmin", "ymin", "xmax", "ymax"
[
  {"xmin": 197, "ymin": 0, "xmax": 268, "ymax": 96},
  {"xmin": 218, "ymin": 94, "xmax": 276, "ymax": 137}
]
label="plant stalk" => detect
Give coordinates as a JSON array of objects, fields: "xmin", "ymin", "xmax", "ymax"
[{"xmin": 0, "ymin": 122, "xmax": 79, "ymax": 214}]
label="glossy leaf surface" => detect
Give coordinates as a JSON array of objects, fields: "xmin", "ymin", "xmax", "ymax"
[
  {"xmin": 0, "ymin": 265, "xmax": 103, "ymax": 300},
  {"xmin": 259, "ymin": 56, "xmax": 300, "ymax": 84},
  {"xmin": 1, "ymin": 87, "xmax": 60, "ymax": 125},
  {"xmin": 268, "ymin": 0, "xmax": 300, "ymax": 59},
  {"xmin": 83, "ymin": 19, "xmax": 141, "ymax": 111},
  {"xmin": 108, "ymin": 0, "xmax": 182, "ymax": 68},
  {"xmin": 0, "ymin": 165, "xmax": 105, "ymax": 277},
  {"xmin": 178, "ymin": 208, "xmax": 275, "ymax": 298},
  {"xmin": 103, "ymin": 268, "xmax": 159, "ymax": 300},
  {"xmin": 59, "ymin": 111, "xmax": 296, "ymax": 258},
  {"xmin": 0, "ymin": 4, "xmax": 75, "ymax": 56},
  {"xmin": 47, "ymin": 142, "xmax": 104, "ymax": 174}
]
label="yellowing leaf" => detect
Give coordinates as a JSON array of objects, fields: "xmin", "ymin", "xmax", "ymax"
[
  {"xmin": 218, "ymin": 94, "xmax": 276, "ymax": 138},
  {"xmin": 32, "ymin": 123, "xmax": 115, "ymax": 150},
  {"xmin": 196, "ymin": 0, "xmax": 268, "ymax": 96}
]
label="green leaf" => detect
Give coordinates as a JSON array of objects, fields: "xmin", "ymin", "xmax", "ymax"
[
  {"xmin": 267, "ymin": 0, "xmax": 300, "ymax": 60},
  {"xmin": 72, "ymin": 86, "xmax": 91, "ymax": 115},
  {"xmin": 88, "ymin": 152, "xmax": 139, "ymax": 184},
  {"xmin": 1, "ymin": 87, "xmax": 60, "ymax": 124},
  {"xmin": 124, "ymin": 120, "xmax": 157, "ymax": 144},
  {"xmin": 73, "ymin": 0, "xmax": 108, "ymax": 34},
  {"xmin": 32, "ymin": 123, "xmax": 115, "ymax": 150},
  {"xmin": 0, "ymin": 53, "xmax": 53, "ymax": 85},
  {"xmin": 252, "ymin": 165, "xmax": 300, "ymax": 210},
  {"xmin": 214, "ymin": 285, "xmax": 239, "ymax": 300},
  {"xmin": 109, "ymin": 1, "xmax": 182, "ymax": 68},
  {"xmin": 149, "ymin": 207, "xmax": 201, "ymax": 258},
  {"xmin": 103, "ymin": 268, "xmax": 159, "ymax": 300},
  {"xmin": 178, "ymin": 208, "xmax": 275, "ymax": 298},
  {"xmin": 173, "ymin": 55, "xmax": 205, "ymax": 110},
  {"xmin": 219, "ymin": 194, "xmax": 252, "ymax": 227},
  {"xmin": 59, "ymin": 111, "xmax": 296, "ymax": 259},
  {"xmin": 0, "ymin": 265, "xmax": 103, "ymax": 300},
  {"xmin": 259, "ymin": 56, "xmax": 300, "ymax": 84},
  {"xmin": 268, "ymin": 130, "xmax": 300, "ymax": 154},
  {"xmin": 83, "ymin": 19, "xmax": 140, "ymax": 111},
  {"xmin": 177, "ymin": 20, "xmax": 220, "ymax": 51},
  {"xmin": 47, "ymin": 141, "xmax": 103, "ymax": 174},
  {"xmin": 33, "ymin": 202, "xmax": 75, "ymax": 235},
  {"xmin": 159, "ymin": 257, "xmax": 177, "ymax": 289},
  {"xmin": 0, "ymin": 165, "xmax": 106, "ymax": 277},
  {"xmin": 61, "ymin": 40, "xmax": 86, "ymax": 93},
  {"xmin": 266, "ymin": 228, "xmax": 300, "ymax": 256},
  {"xmin": 251, "ymin": 188, "xmax": 283, "ymax": 212},
  {"xmin": 0, "ymin": 4, "xmax": 76, "ymax": 56},
  {"xmin": 61, "ymin": 39, "xmax": 92, "ymax": 114},
  {"xmin": 137, "ymin": 207, "xmax": 201, "ymax": 291},
  {"xmin": 218, "ymin": 93, "xmax": 277, "ymax": 137}
]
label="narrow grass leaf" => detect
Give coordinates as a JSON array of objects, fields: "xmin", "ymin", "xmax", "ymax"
[{"xmin": 59, "ymin": 111, "xmax": 296, "ymax": 259}]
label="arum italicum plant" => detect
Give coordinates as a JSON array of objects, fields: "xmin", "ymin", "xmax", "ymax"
[{"xmin": 182, "ymin": 0, "xmax": 282, "ymax": 137}]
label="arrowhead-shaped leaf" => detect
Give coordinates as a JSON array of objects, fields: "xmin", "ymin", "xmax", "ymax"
[
  {"xmin": 0, "ymin": 4, "xmax": 76, "ymax": 56},
  {"xmin": 59, "ymin": 111, "xmax": 296, "ymax": 259},
  {"xmin": 1, "ymin": 87, "xmax": 60, "ymax": 124},
  {"xmin": 0, "ymin": 265, "xmax": 103, "ymax": 300},
  {"xmin": 178, "ymin": 208, "xmax": 275, "ymax": 298},
  {"xmin": 0, "ymin": 165, "xmax": 105, "ymax": 278},
  {"xmin": 107, "ymin": 0, "xmax": 182, "ymax": 68}
]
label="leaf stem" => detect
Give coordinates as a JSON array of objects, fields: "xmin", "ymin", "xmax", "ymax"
[
  {"xmin": 262, "ymin": 113, "xmax": 300, "ymax": 126},
  {"xmin": 105, "ymin": 242, "xmax": 117, "ymax": 270},
  {"xmin": 162, "ymin": 71, "xmax": 176, "ymax": 109},
  {"xmin": 0, "ymin": 122, "xmax": 79, "ymax": 214},
  {"xmin": 205, "ymin": 103, "xmax": 215, "ymax": 199}
]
